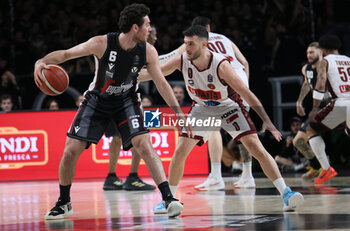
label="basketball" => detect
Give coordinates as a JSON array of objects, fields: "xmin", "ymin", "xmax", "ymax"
[{"xmin": 38, "ymin": 64, "xmax": 69, "ymax": 96}]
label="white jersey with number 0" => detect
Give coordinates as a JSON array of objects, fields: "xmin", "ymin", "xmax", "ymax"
[
  {"xmin": 181, "ymin": 51, "xmax": 244, "ymax": 107},
  {"xmin": 324, "ymin": 54, "xmax": 350, "ymax": 99}
]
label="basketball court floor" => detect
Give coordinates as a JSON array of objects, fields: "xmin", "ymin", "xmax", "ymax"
[{"xmin": 1, "ymin": 174, "xmax": 350, "ymax": 230}]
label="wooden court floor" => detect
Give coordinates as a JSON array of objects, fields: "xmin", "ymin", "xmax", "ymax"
[{"xmin": 1, "ymin": 175, "xmax": 350, "ymax": 230}]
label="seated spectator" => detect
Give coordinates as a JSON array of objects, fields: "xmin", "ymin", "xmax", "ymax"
[
  {"xmin": 141, "ymin": 95, "xmax": 153, "ymax": 107},
  {"xmin": 275, "ymin": 117, "xmax": 307, "ymax": 172},
  {"xmin": 0, "ymin": 94, "xmax": 14, "ymax": 113},
  {"xmin": 46, "ymin": 98, "xmax": 60, "ymax": 111},
  {"xmin": 0, "ymin": 56, "xmax": 21, "ymax": 109},
  {"xmin": 172, "ymin": 85, "xmax": 191, "ymax": 106}
]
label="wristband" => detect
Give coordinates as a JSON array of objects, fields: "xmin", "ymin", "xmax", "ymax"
[{"xmin": 313, "ymin": 90, "xmax": 325, "ymax": 100}]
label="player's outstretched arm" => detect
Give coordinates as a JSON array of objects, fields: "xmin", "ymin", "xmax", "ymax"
[
  {"xmin": 218, "ymin": 60, "xmax": 282, "ymax": 141},
  {"xmin": 145, "ymin": 43, "xmax": 193, "ymax": 137},
  {"xmin": 231, "ymin": 42, "xmax": 249, "ymax": 79},
  {"xmin": 296, "ymin": 65, "xmax": 311, "ymax": 116},
  {"xmin": 34, "ymin": 35, "xmax": 106, "ymax": 87}
]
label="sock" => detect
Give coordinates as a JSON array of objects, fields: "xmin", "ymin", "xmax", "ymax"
[
  {"xmin": 169, "ymin": 185, "xmax": 178, "ymax": 196},
  {"xmin": 309, "ymin": 156, "xmax": 321, "ymax": 169},
  {"xmin": 273, "ymin": 178, "xmax": 287, "ymax": 196},
  {"xmin": 128, "ymin": 172, "xmax": 138, "ymax": 178},
  {"xmin": 59, "ymin": 184, "xmax": 71, "ymax": 203},
  {"xmin": 211, "ymin": 162, "xmax": 222, "ymax": 179},
  {"xmin": 158, "ymin": 181, "xmax": 173, "ymax": 201},
  {"xmin": 309, "ymin": 136, "xmax": 330, "ymax": 170},
  {"xmin": 108, "ymin": 173, "xmax": 116, "ymax": 178},
  {"xmin": 241, "ymin": 161, "xmax": 252, "ymax": 179}
]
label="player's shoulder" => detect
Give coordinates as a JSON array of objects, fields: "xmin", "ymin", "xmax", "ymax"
[{"xmin": 209, "ymin": 32, "xmax": 227, "ymax": 41}]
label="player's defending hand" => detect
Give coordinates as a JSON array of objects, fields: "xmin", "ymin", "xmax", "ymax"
[
  {"xmin": 261, "ymin": 121, "xmax": 282, "ymax": 142},
  {"xmin": 177, "ymin": 113, "xmax": 194, "ymax": 138},
  {"xmin": 34, "ymin": 60, "xmax": 49, "ymax": 87}
]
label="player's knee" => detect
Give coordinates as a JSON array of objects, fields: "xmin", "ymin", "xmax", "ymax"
[
  {"xmin": 133, "ymin": 138, "xmax": 152, "ymax": 156},
  {"xmin": 111, "ymin": 136, "xmax": 122, "ymax": 146}
]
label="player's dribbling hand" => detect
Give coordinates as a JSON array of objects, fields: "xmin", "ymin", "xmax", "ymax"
[
  {"xmin": 34, "ymin": 60, "xmax": 49, "ymax": 87},
  {"xmin": 260, "ymin": 121, "xmax": 282, "ymax": 142}
]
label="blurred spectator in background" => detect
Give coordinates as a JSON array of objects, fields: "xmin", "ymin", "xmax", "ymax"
[
  {"xmin": 141, "ymin": 95, "xmax": 153, "ymax": 107},
  {"xmin": 46, "ymin": 98, "xmax": 60, "ymax": 110},
  {"xmin": 275, "ymin": 116, "xmax": 307, "ymax": 172},
  {"xmin": 172, "ymin": 85, "xmax": 191, "ymax": 106},
  {"xmin": 0, "ymin": 94, "xmax": 14, "ymax": 112},
  {"xmin": 0, "ymin": 55, "xmax": 22, "ymax": 109}
]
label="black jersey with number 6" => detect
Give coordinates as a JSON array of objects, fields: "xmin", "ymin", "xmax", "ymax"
[{"xmin": 85, "ymin": 32, "xmax": 146, "ymax": 106}]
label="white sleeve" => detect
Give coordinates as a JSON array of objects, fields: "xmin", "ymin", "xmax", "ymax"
[{"xmin": 159, "ymin": 49, "xmax": 179, "ymax": 64}]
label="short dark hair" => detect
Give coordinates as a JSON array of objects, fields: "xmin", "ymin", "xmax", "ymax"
[
  {"xmin": 118, "ymin": 4, "xmax": 150, "ymax": 33},
  {"xmin": 319, "ymin": 34, "xmax": 341, "ymax": 50},
  {"xmin": 308, "ymin": 42, "xmax": 319, "ymax": 49},
  {"xmin": 1, "ymin": 94, "xmax": 12, "ymax": 102},
  {"xmin": 191, "ymin": 16, "xmax": 211, "ymax": 27},
  {"xmin": 183, "ymin": 25, "xmax": 208, "ymax": 41}
]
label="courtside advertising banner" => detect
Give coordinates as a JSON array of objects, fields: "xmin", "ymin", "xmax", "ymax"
[{"xmin": 0, "ymin": 107, "xmax": 208, "ymax": 181}]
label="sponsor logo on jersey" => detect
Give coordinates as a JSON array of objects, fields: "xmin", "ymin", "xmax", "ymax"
[
  {"xmin": 105, "ymin": 71, "xmax": 114, "ymax": 78},
  {"xmin": 207, "ymin": 84, "xmax": 215, "ymax": 89},
  {"xmin": 131, "ymin": 67, "xmax": 138, "ymax": 73},
  {"xmin": 108, "ymin": 63, "xmax": 115, "ymax": 70},
  {"xmin": 188, "ymin": 79, "xmax": 194, "ymax": 86},
  {"xmin": 104, "ymin": 82, "xmax": 134, "ymax": 95},
  {"xmin": 221, "ymin": 108, "xmax": 238, "ymax": 119},
  {"xmin": 208, "ymin": 74, "xmax": 213, "ymax": 82},
  {"xmin": 339, "ymin": 85, "xmax": 350, "ymax": 93},
  {"xmin": 188, "ymin": 68, "xmax": 193, "ymax": 78},
  {"xmin": 187, "ymin": 86, "xmax": 222, "ymax": 100},
  {"xmin": 144, "ymin": 109, "xmax": 161, "ymax": 128}
]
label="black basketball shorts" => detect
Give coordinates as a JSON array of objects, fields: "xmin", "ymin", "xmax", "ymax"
[{"xmin": 67, "ymin": 95, "xmax": 148, "ymax": 150}]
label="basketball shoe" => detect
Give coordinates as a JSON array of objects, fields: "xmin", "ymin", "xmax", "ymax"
[
  {"xmin": 122, "ymin": 175, "xmax": 156, "ymax": 191},
  {"xmin": 103, "ymin": 175, "xmax": 124, "ymax": 190},
  {"xmin": 233, "ymin": 176, "xmax": 256, "ymax": 188},
  {"xmin": 302, "ymin": 166, "xmax": 322, "ymax": 179},
  {"xmin": 45, "ymin": 199, "xmax": 73, "ymax": 220},
  {"xmin": 314, "ymin": 166, "xmax": 338, "ymax": 184},
  {"xmin": 153, "ymin": 199, "xmax": 183, "ymax": 217},
  {"xmin": 282, "ymin": 187, "xmax": 304, "ymax": 212},
  {"xmin": 194, "ymin": 173, "xmax": 225, "ymax": 191}
]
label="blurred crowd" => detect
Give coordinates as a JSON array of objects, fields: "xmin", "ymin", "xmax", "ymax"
[{"xmin": 1, "ymin": 0, "xmax": 350, "ymax": 110}]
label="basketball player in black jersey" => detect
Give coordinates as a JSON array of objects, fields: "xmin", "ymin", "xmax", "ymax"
[
  {"xmin": 34, "ymin": 4, "xmax": 192, "ymax": 219},
  {"xmin": 294, "ymin": 42, "xmax": 323, "ymax": 179}
]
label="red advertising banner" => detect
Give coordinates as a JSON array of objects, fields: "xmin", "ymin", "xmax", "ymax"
[{"xmin": 0, "ymin": 107, "xmax": 208, "ymax": 181}]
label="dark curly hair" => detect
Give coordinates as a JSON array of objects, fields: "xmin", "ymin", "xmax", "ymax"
[
  {"xmin": 118, "ymin": 4, "xmax": 150, "ymax": 33},
  {"xmin": 319, "ymin": 34, "xmax": 341, "ymax": 51}
]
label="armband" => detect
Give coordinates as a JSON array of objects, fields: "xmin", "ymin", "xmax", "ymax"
[{"xmin": 313, "ymin": 90, "xmax": 325, "ymax": 100}]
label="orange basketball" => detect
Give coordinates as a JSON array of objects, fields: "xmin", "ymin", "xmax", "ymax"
[{"xmin": 39, "ymin": 64, "xmax": 69, "ymax": 96}]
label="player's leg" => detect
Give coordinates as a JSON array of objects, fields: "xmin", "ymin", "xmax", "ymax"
[
  {"xmin": 131, "ymin": 133, "xmax": 183, "ymax": 217},
  {"xmin": 168, "ymin": 136, "xmax": 201, "ymax": 194},
  {"xmin": 306, "ymin": 100, "xmax": 342, "ymax": 184},
  {"xmin": 103, "ymin": 135, "xmax": 124, "ymax": 190},
  {"xmin": 194, "ymin": 131, "xmax": 225, "ymax": 191},
  {"xmin": 123, "ymin": 148, "xmax": 156, "ymax": 191},
  {"xmin": 293, "ymin": 129, "xmax": 321, "ymax": 179},
  {"xmin": 46, "ymin": 98, "xmax": 109, "ymax": 219},
  {"xmin": 240, "ymin": 133, "xmax": 304, "ymax": 211},
  {"xmin": 233, "ymin": 144, "xmax": 255, "ymax": 188}
]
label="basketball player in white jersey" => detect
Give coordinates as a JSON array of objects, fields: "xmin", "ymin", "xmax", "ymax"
[
  {"xmin": 146, "ymin": 16, "xmax": 255, "ymax": 191},
  {"xmin": 307, "ymin": 34, "xmax": 350, "ymax": 184},
  {"xmin": 147, "ymin": 25, "xmax": 304, "ymax": 212}
]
